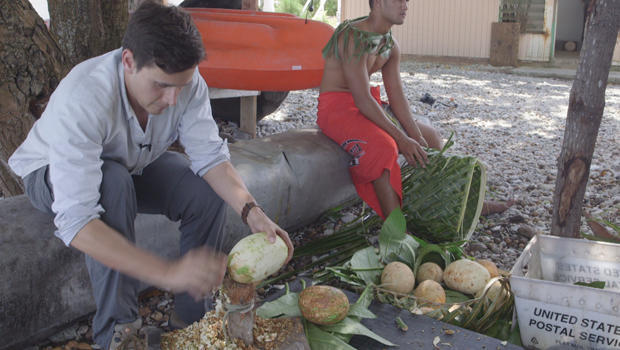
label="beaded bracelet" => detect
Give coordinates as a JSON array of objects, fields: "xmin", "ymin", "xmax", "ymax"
[{"xmin": 241, "ymin": 201, "xmax": 261, "ymax": 225}]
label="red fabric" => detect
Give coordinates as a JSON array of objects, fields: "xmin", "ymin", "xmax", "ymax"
[{"xmin": 317, "ymin": 86, "xmax": 402, "ymax": 219}]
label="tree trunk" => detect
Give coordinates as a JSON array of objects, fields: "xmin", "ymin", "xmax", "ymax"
[
  {"xmin": 100, "ymin": 1, "xmax": 129, "ymax": 52},
  {"xmin": 49, "ymin": 0, "xmax": 128, "ymax": 67},
  {"xmin": 0, "ymin": 0, "xmax": 69, "ymax": 197},
  {"xmin": 129, "ymin": 0, "xmax": 164, "ymax": 13},
  {"xmin": 550, "ymin": 0, "xmax": 619, "ymax": 237}
]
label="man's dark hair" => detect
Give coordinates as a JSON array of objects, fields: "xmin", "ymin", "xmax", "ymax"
[{"xmin": 122, "ymin": 1, "xmax": 205, "ymax": 73}]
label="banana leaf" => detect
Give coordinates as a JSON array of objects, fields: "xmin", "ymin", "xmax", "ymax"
[
  {"xmin": 378, "ymin": 209, "xmax": 418, "ymax": 266},
  {"xmin": 256, "ymin": 291, "xmax": 301, "ymax": 319},
  {"xmin": 305, "ymin": 322, "xmax": 358, "ymax": 350},
  {"xmin": 321, "ymin": 317, "xmax": 396, "ymax": 346},
  {"xmin": 401, "ymin": 139, "xmax": 486, "ymax": 243},
  {"xmin": 259, "ymin": 282, "xmax": 395, "ymax": 349},
  {"xmin": 350, "ymin": 247, "xmax": 382, "ymax": 285}
]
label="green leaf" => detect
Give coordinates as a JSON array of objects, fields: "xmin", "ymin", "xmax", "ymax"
[
  {"xmin": 444, "ymin": 290, "xmax": 472, "ymax": 304},
  {"xmin": 320, "ymin": 317, "xmax": 397, "ymax": 346},
  {"xmin": 574, "ymin": 281, "xmax": 606, "ymax": 289},
  {"xmin": 347, "ymin": 303, "xmax": 377, "ymax": 319},
  {"xmin": 355, "ymin": 284, "xmax": 375, "ymax": 310},
  {"xmin": 305, "ymin": 322, "xmax": 358, "ymax": 350},
  {"xmin": 484, "ymin": 318, "xmax": 512, "ymax": 341},
  {"xmin": 400, "ymin": 142, "xmax": 486, "ymax": 243},
  {"xmin": 414, "ymin": 243, "xmax": 450, "ymax": 272},
  {"xmin": 256, "ymin": 292, "xmax": 301, "ymax": 318},
  {"xmin": 508, "ymin": 322, "xmax": 523, "ymax": 346},
  {"xmin": 350, "ymin": 247, "xmax": 382, "ymax": 285},
  {"xmin": 325, "ymin": 267, "xmax": 366, "ymax": 287},
  {"xmin": 580, "ymin": 232, "xmax": 620, "ymax": 244},
  {"xmin": 379, "ymin": 209, "xmax": 418, "ymax": 266}
]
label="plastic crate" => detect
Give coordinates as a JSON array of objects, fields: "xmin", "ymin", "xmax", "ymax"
[{"xmin": 510, "ymin": 234, "xmax": 620, "ymax": 349}]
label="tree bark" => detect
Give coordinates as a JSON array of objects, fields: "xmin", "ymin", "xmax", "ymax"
[
  {"xmin": 0, "ymin": 0, "xmax": 69, "ymax": 197},
  {"xmin": 129, "ymin": 0, "xmax": 164, "ymax": 13},
  {"xmin": 100, "ymin": 1, "xmax": 129, "ymax": 52},
  {"xmin": 550, "ymin": 0, "xmax": 619, "ymax": 237},
  {"xmin": 49, "ymin": 0, "xmax": 128, "ymax": 67}
]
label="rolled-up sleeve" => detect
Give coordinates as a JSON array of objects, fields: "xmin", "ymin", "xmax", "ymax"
[
  {"xmin": 47, "ymin": 98, "xmax": 106, "ymax": 246},
  {"xmin": 178, "ymin": 70, "xmax": 230, "ymax": 177}
]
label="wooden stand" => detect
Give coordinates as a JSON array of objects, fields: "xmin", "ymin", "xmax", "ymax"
[
  {"xmin": 221, "ymin": 276, "xmax": 256, "ymax": 346},
  {"xmin": 208, "ymin": 88, "xmax": 260, "ymax": 138}
]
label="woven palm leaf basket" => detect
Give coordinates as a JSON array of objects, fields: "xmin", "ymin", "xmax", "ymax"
[{"xmin": 401, "ymin": 139, "xmax": 487, "ymax": 243}]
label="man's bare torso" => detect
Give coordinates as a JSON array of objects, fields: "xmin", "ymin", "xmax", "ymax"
[{"xmin": 319, "ymin": 20, "xmax": 392, "ymax": 94}]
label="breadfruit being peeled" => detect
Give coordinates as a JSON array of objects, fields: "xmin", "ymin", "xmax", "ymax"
[{"xmin": 227, "ymin": 232, "xmax": 288, "ymax": 284}]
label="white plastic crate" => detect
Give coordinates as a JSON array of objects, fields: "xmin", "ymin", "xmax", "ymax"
[{"xmin": 510, "ymin": 234, "xmax": 620, "ymax": 350}]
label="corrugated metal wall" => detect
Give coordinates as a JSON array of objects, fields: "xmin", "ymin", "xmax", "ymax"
[
  {"xmin": 341, "ymin": 0, "xmax": 499, "ymax": 59},
  {"xmin": 341, "ymin": 0, "xmax": 618, "ymax": 64},
  {"xmin": 517, "ymin": 0, "xmax": 555, "ymax": 61}
]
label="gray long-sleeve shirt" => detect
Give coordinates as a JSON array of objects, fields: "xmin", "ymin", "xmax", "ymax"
[{"xmin": 9, "ymin": 49, "xmax": 230, "ymax": 246}]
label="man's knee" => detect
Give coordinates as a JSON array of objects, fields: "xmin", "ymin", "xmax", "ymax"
[
  {"xmin": 99, "ymin": 160, "xmax": 137, "ymax": 231},
  {"xmin": 418, "ymin": 122, "xmax": 442, "ymax": 150},
  {"xmin": 100, "ymin": 161, "xmax": 135, "ymax": 204},
  {"xmin": 375, "ymin": 137, "xmax": 399, "ymax": 160},
  {"xmin": 175, "ymin": 171, "xmax": 225, "ymax": 219}
]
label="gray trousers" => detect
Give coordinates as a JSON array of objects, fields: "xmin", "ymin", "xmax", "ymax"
[{"xmin": 23, "ymin": 151, "xmax": 227, "ymax": 349}]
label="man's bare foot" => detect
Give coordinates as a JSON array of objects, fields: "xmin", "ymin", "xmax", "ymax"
[{"xmin": 481, "ymin": 200, "xmax": 515, "ymax": 216}]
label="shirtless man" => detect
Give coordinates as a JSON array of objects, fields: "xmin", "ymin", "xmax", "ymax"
[
  {"xmin": 318, "ymin": 0, "xmax": 441, "ymax": 219},
  {"xmin": 318, "ymin": 0, "xmax": 510, "ymax": 220}
]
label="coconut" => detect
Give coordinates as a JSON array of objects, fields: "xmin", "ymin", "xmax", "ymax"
[
  {"xmin": 476, "ymin": 259, "xmax": 500, "ymax": 278},
  {"xmin": 443, "ymin": 259, "xmax": 491, "ymax": 295},
  {"xmin": 227, "ymin": 232, "xmax": 288, "ymax": 284},
  {"xmin": 416, "ymin": 262, "xmax": 443, "ymax": 284},
  {"xmin": 381, "ymin": 262, "xmax": 415, "ymax": 294},
  {"xmin": 413, "ymin": 280, "xmax": 446, "ymax": 304},
  {"xmin": 298, "ymin": 285, "xmax": 349, "ymax": 325}
]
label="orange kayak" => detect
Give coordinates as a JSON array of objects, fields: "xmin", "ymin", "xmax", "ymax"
[{"xmin": 187, "ymin": 9, "xmax": 334, "ymax": 91}]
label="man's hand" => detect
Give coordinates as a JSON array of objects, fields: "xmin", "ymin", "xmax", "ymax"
[
  {"xmin": 164, "ymin": 246, "xmax": 227, "ymax": 301},
  {"xmin": 246, "ymin": 207, "xmax": 294, "ymax": 264},
  {"xmin": 408, "ymin": 128, "xmax": 429, "ymax": 148},
  {"xmin": 397, "ymin": 136, "xmax": 428, "ymax": 167}
]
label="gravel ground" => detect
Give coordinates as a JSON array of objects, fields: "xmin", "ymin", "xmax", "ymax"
[{"xmin": 36, "ymin": 60, "xmax": 619, "ymax": 349}]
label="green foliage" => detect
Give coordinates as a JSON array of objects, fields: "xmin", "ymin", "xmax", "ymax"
[
  {"xmin": 350, "ymin": 247, "xmax": 382, "ymax": 285},
  {"xmin": 378, "ymin": 209, "xmax": 418, "ymax": 267},
  {"xmin": 275, "ymin": 0, "xmax": 304, "ymax": 16},
  {"xmin": 321, "ymin": 317, "xmax": 395, "ymax": 346},
  {"xmin": 574, "ymin": 281, "xmax": 606, "ymax": 289},
  {"xmin": 325, "ymin": 0, "xmax": 338, "ymax": 16},
  {"xmin": 256, "ymin": 289, "xmax": 302, "ymax": 318},
  {"xmin": 401, "ymin": 137, "xmax": 487, "ymax": 243},
  {"xmin": 257, "ymin": 283, "xmax": 392, "ymax": 349}
]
